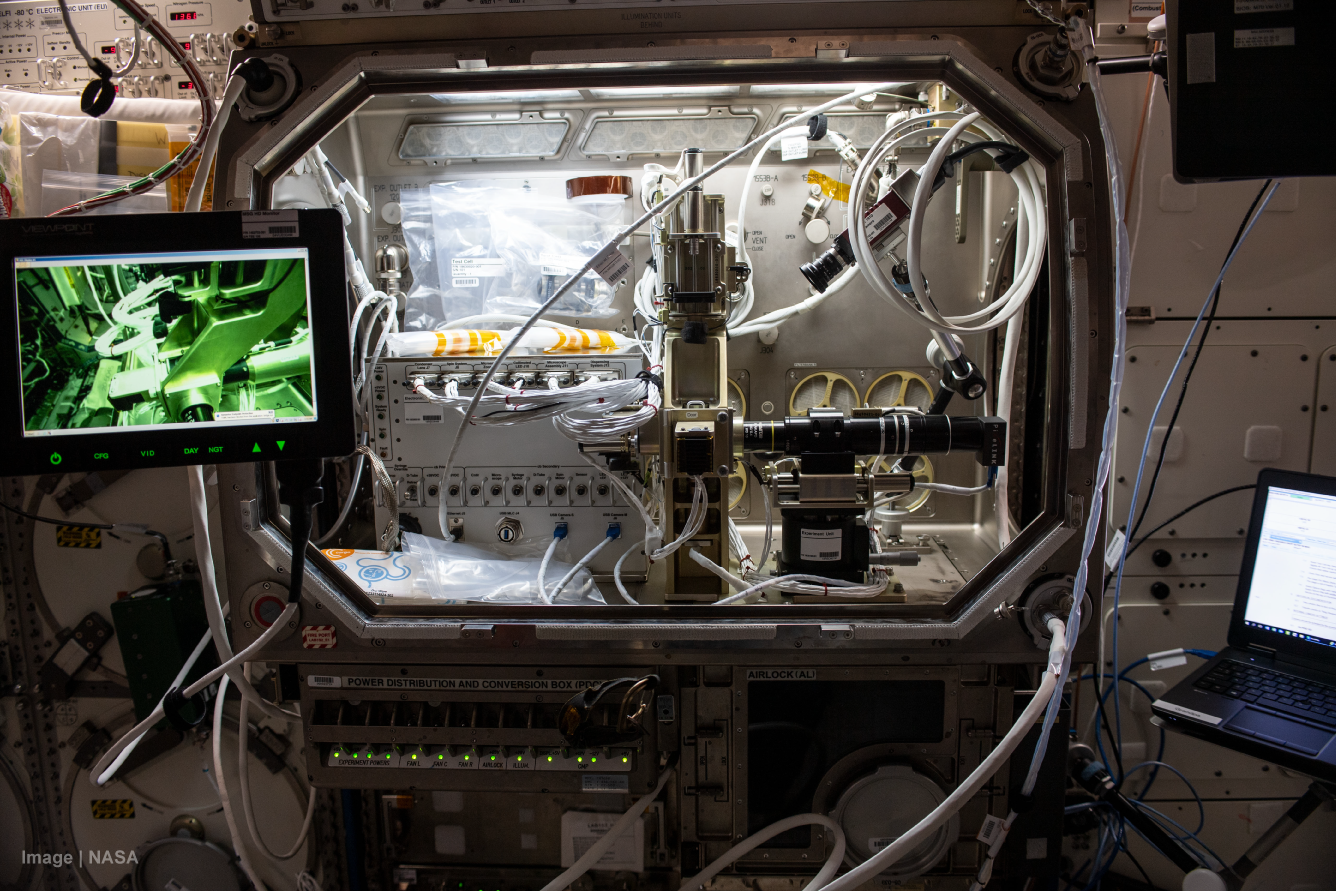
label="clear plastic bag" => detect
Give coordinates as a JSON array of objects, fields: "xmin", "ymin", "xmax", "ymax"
[
  {"xmin": 401, "ymin": 532, "xmax": 605, "ymax": 605},
  {"xmin": 41, "ymin": 170, "xmax": 167, "ymax": 216},
  {"xmin": 402, "ymin": 181, "xmax": 625, "ymax": 330},
  {"xmin": 490, "ymin": 200, "xmax": 622, "ymax": 319}
]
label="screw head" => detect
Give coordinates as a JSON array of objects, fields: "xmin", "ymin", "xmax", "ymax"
[{"xmin": 717, "ymin": 464, "xmax": 731, "ymax": 477}]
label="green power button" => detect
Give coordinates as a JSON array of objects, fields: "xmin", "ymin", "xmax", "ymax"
[{"xmin": 49, "ymin": 452, "xmax": 62, "ymax": 466}]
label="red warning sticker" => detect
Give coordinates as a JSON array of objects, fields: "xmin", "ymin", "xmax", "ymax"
[{"xmin": 301, "ymin": 625, "xmax": 337, "ymax": 649}]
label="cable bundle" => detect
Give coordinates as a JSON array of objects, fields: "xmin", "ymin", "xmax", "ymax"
[
  {"xmin": 413, "ymin": 375, "xmax": 654, "ymax": 439},
  {"xmin": 48, "ymin": 0, "xmax": 215, "ymax": 216}
]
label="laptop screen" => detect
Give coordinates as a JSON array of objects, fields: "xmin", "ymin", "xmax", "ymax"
[{"xmin": 1242, "ymin": 485, "xmax": 1336, "ymax": 651}]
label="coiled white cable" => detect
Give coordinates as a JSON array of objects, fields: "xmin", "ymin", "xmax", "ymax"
[{"xmin": 846, "ymin": 114, "xmax": 1047, "ymax": 335}]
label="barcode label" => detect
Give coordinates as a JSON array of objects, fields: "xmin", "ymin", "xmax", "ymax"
[
  {"xmin": 241, "ymin": 209, "xmax": 300, "ymax": 239},
  {"xmin": 452, "ymin": 277, "xmax": 480, "ymax": 288},
  {"xmin": 590, "ymin": 242, "xmax": 632, "ymax": 287},
  {"xmin": 451, "ymin": 258, "xmax": 506, "ymax": 277},
  {"xmin": 977, "ymin": 813, "xmax": 1006, "ymax": 844},
  {"xmin": 1104, "ymin": 528, "xmax": 1126, "ymax": 571},
  {"xmin": 799, "ymin": 528, "xmax": 841, "ymax": 562},
  {"xmin": 864, "ymin": 191, "xmax": 912, "ymax": 243},
  {"xmin": 307, "ymin": 675, "xmax": 341, "ymax": 688},
  {"xmin": 780, "ymin": 134, "xmax": 808, "ymax": 161},
  {"xmin": 403, "ymin": 403, "xmax": 446, "ymax": 424}
]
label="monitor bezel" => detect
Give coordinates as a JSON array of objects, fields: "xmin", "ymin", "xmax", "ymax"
[
  {"xmin": 1228, "ymin": 468, "xmax": 1336, "ymax": 664},
  {"xmin": 0, "ymin": 209, "xmax": 354, "ymax": 476}
]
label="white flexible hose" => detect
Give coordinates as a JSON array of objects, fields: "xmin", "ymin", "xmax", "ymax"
[
  {"xmin": 537, "ymin": 535, "xmax": 562, "ymax": 605},
  {"xmin": 91, "ymin": 602, "xmax": 297, "ymax": 786},
  {"xmin": 238, "ymin": 664, "xmax": 316, "ymax": 862},
  {"xmin": 189, "ymin": 465, "xmax": 299, "ymax": 724},
  {"xmin": 1020, "ymin": 21, "xmax": 1132, "ymax": 798},
  {"xmin": 183, "ymin": 74, "xmax": 245, "ymax": 214},
  {"xmin": 548, "ymin": 535, "xmax": 617, "ymax": 602},
  {"xmin": 613, "ymin": 543, "xmax": 641, "ymax": 605},
  {"xmin": 814, "ymin": 619, "xmax": 1066, "ymax": 891},
  {"xmin": 680, "ymin": 814, "xmax": 847, "ymax": 891},
  {"xmin": 213, "ymin": 675, "xmax": 270, "ymax": 891},
  {"xmin": 88, "ymin": 626, "xmax": 210, "ymax": 784},
  {"xmin": 536, "ymin": 762, "xmax": 675, "ymax": 891},
  {"xmin": 919, "ymin": 481, "xmax": 990, "ymax": 495}
]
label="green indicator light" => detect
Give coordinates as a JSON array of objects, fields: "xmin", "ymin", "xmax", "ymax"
[
  {"xmin": 577, "ymin": 756, "xmax": 583, "ymax": 763},
  {"xmin": 353, "ymin": 753, "xmax": 359, "ymax": 758},
  {"xmin": 622, "ymin": 756, "xmax": 629, "ymax": 763},
  {"xmin": 411, "ymin": 754, "xmax": 417, "ymax": 760},
  {"xmin": 386, "ymin": 754, "xmax": 392, "ymax": 760},
  {"xmin": 591, "ymin": 757, "xmax": 597, "ymax": 763},
  {"xmin": 438, "ymin": 754, "xmax": 444, "ymax": 760},
  {"xmin": 489, "ymin": 754, "xmax": 496, "ymax": 761},
  {"xmin": 464, "ymin": 755, "xmax": 471, "ymax": 760},
  {"xmin": 516, "ymin": 755, "xmax": 523, "ymax": 762},
  {"xmin": 333, "ymin": 752, "xmax": 341, "ymax": 757},
  {"xmin": 49, "ymin": 452, "xmax": 62, "ymax": 465},
  {"xmin": 547, "ymin": 756, "xmax": 553, "ymax": 762}
]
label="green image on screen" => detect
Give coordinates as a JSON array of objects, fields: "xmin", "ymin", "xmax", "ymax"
[{"xmin": 16, "ymin": 250, "xmax": 316, "ymax": 435}]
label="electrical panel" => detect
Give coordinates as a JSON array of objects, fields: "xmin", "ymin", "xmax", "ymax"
[
  {"xmin": 0, "ymin": 0, "xmax": 249, "ymax": 97},
  {"xmin": 372, "ymin": 355, "xmax": 648, "ymax": 576}
]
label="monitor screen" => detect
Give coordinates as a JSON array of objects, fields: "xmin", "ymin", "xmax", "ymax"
[
  {"xmin": 1242, "ymin": 486, "xmax": 1336, "ymax": 651},
  {"xmin": 0, "ymin": 210, "xmax": 353, "ymax": 475},
  {"xmin": 17, "ymin": 248, "xmax": 316, "ymax": 436}
]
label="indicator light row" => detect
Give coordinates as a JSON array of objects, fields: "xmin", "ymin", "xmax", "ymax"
[{"xmin": 327, "ymin": 744, "xmax": 635, "ymax": 771}]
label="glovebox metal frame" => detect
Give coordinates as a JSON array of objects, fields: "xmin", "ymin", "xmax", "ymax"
[{"xmin": 208, "ymin": 28, "xmax": 1113, "ymax": 667}]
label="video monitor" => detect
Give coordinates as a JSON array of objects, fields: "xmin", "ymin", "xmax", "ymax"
[{"xmin": 0, "ymin": 210, "xmax": 354, "ymax": 475}]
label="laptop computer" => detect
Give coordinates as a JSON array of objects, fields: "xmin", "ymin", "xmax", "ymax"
[{"xmin": 1151, "ymin": 468, "xmax": 1336, "ymax": 782}]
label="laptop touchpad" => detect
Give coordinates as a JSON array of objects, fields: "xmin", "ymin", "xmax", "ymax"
[{"xmin": 1226, "ymin": 709, "xmax": 1335, "ymax": 756}]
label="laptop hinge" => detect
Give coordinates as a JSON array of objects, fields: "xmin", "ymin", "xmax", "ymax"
[{"xmin": 1246, "ymin": 644, "xmax": 1277, "ymax": 658}]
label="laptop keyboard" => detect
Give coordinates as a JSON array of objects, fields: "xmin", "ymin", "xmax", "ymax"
[{"xmin": 1195, "ymin": 661, "xmax": 1336, "ymax": 729}]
